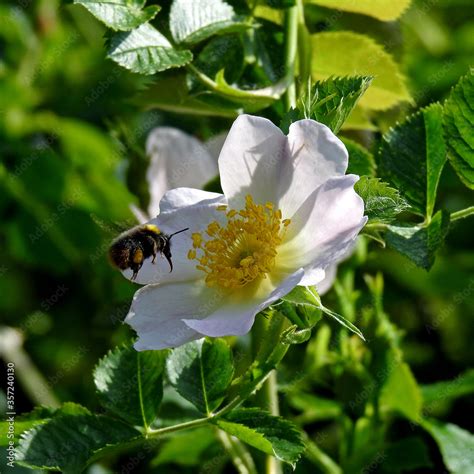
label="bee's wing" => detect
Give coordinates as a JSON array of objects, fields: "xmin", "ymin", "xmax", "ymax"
[{"xmin": 90, "ymin": 213, "xmax": 136, "ymax": 240}]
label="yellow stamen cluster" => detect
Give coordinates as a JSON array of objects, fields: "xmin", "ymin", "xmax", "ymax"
[{"xmin": 188, "ymin": 195, "xmax": 291, "ymax": 289}]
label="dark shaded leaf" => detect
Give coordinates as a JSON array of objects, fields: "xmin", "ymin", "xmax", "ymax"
[
  {"xmin": 343, "ymin": 138, "xmax": 376, "ymax": 176},
  {"xmin": 443, "ymin": 70, "xmax": 474, "ymax": 189},
  {"xmin": 94, "ymin": 344, "xmax": 167, "ymax": 428},
  {"xmin": 167, "ymin": 338, "xmax": 234, "ymax": 414},
  {"xmin": 386, "ymin": 210, "xmax": 450, "ymax": 270},
  {"xmin": 379, "ymin": 103, "xmax": 446, "ymax": 218},
  {"xmin": 382, "ymin": 437, "xmax": 433, "ymax": 472},
  {"xmin": 16, "ymin": 403, "xmax": 140, "ymax": 473}
]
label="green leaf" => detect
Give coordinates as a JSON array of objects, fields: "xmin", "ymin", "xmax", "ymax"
[
  {"xmin": 308, "ymin": 76, "xmax": 372, "ymax": 133},
  {"xmin": 187, "ymin": 35, "xmax": 244, "ymax": 94},
  {"xmin": 294, "ymin": 285, "xmax": 366, "ymax": 340},
  {"xmin": 343, "ymin": 106, "xmax": 377, "ymax": 131},
  {"xmin": 152, "ymin": 427, "xmax": 217, "ymax": 466},
  {"xmin": 73, "ymin": 0, "xmax": 160, "ymax": 31},
  {"xmin": 281, "ymin": 76, "xmax": 372, "ymax": 134},
  {"xmin": 382, "ymin": 437, "xmax": 433, "ymax": 472},
  {"xmin": 166, "ymin": 338, "xmax": 234, "ymax": 415},
  {"xmin": 170, "ymin": 0, "xmax": 248, "ymax": 45},
  {"xmin": 285, "ymin": 285, "xmax": 367, "ymax": 340},
  {"xmin": 134, "ymin": 74, "xmax": 239, "ymax": 117},
  {"xmin": 386, "ymin": 210, "xmax": 450, "ymax": 270},
  {"xmin": 306, "ymin": 0, "xmax": 412, "ymax": 21},
  {"xmin": 379, "ymin": 362, "xmax": 422, "ymax": 421},
  {"xmin": 311, "ymin": 32, "xmax": 411, "ymax": 111},
  {"xmin": 287, "ymin": 392, "xmax": 342, "ymax": 424},
  {"xmin": 443, "ymin": 70, "xmax": 474, "ymax": 189},
  {"xmin": 93, "ymin": 344, "xmax": 167, "ymax": 428},
  {"xmin": 16, "ymin": 403, "xmax": 140, "ymax": 472},
  {"xmin": 355, "ymin": 176, "xmax": 409, "ymax": 224},
  {"xmin": 280, "ymin": 325, "xmax": 313, "ymax": 344},
  {"xmin": 280, "ymin": 286, "xmax": 322, "ymax": 328},
  {"xmin": 421, "ymin": 418, "xmax": 474, "ymax": 474},
  {"xmin": 0, "ymin": 407, "xmax": 56, "ymax": 447},
  {"xmin": 214, "ymin": 408, "xmax": 305, "ymax": 467},
  {"xmin": 343, "ymin": 138, "xmax": 376, "ymax": 176},
  {"xmin": 379, "ymin": 103, "xmax": 447, "ymax": 218},
  {"xmin": 421, "ymin": 369, "xmax": 474, "ymax": 406},
  {"xmin": 107, "ymin": 24, "xmax": 193, "ymax": 75}
]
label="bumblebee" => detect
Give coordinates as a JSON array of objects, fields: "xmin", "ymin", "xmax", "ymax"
[{"xmin": 108, "ymin": 224, "xmax": 189, "ymax": 280}]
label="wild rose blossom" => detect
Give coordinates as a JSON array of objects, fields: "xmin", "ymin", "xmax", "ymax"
[{"xmin": 123, "ymin": 115, "xmax": 367, "ymax": 350}]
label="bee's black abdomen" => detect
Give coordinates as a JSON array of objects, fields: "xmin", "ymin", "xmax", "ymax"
[{"xmin": 109, "ymin": 237, "xmax": 138, "ymax": 270}]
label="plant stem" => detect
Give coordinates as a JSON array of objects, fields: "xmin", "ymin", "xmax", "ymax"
[
  {"xmin": 451, "ymin": 205, "xmax": 474, "ymax": 221},
  {"xmin": 283, "ymin": 4, "xmax": 299, "ymax": 110},
  {"xmin": 0, "ymin": 327, "xmax": 60, "ymax": 408},
  {"xmin": 250, "ymin": 312, "xmax": 287, "ymax": 474},
  {"xmin": 304, "ymin": 434, "xmax": 342, "ymax": 474},
  {"xmin": 217, "ymin": 429, "xmax": 258, "ymax": 474},
  {"xmin": 264, "ymin": 371, "xmax": 282, "ymax": 474},
  {"xmin": 146, "ymin": 416, "xmax": 210, "ymax": 437}
]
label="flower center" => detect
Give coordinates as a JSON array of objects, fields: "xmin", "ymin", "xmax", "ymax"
[{"xmin": 188, "ymin": 195, "xmax": 291, "ymax": 289}]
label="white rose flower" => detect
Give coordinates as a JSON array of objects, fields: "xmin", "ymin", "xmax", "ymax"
[
  {"xmin": 131, "ymin": 127, "xmax": 224, "ymax": 221},
  {"xmin": 123, "ymin": 115, "xmax": 367, "ymax": 350}
]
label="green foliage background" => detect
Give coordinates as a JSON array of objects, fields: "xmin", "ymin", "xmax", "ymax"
[{"xmin": 0, "ymin": 0, "xmax": 473, "ymax": 473}]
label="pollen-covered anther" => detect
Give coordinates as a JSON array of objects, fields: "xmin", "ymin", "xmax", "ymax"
[{"xmin": 188, "ymin": 195, "xmax": 291, "ymax": 289}]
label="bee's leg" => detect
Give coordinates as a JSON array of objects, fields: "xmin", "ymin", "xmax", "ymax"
[
  {"xmin": 163, "ymin": 248, "xmax": 173, "ymax": 273},
  {"xmin": 131, "ymin": 248, "xmax": 144, "ymax": 280},
  {"xmin": 151, "ymin": 241, "xmax": 158, "ymax": 264}
]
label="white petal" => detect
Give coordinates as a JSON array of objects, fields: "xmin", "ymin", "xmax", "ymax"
[
  {"xmin": 129, "ymin": 203, "xmax": 149, "ymax": 224},
  {"xmin": 183, "ymin": 269, "xmax": 304, "ymax": 337},
  {"xmin": 219, "ymin": 115, "xmax": 288, "ymax": 208},
  {"xmin": 123, "ymin": 189, "xmax": 226, "ymax": 285},
  {"xmin": 126, "ymin": 281, "xmax": 213, "ymax": 350},
  {"xmin": 278, "ymin": 175, "xmax": 366, "ymax": 274},
  {"xmin": 313, "ymin": 264, "xmax": 337, "ymax": 295},
  {"xmin": 159, "ymin": 187, "xmax": 223, "ymax": 214},
  {"xmin": 298, "ymin": 267, "xmax": 326, "ymax": 287},
  {"xmin": 278, "ymin": 120, "xmax": 348, "ymax": 216},
  {"xmin": 146, "ymin": 127, "xmax": 218, "ymax": 216}
]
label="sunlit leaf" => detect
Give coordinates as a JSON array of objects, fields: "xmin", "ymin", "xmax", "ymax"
[
  {"xmin": 214, "ymin": 408, "xmax": 305, "ymax": 467},
  {"xmin": 107, "ymin": 24, "xmax": 193, "ymax": 75},
  {"xmin": 355, "ymin": 176, "xmax": 409, "ymax": 224},
  {"xmin": 306, "ymin": 0, "xmax": 412, "ymax": 21},
  {"xmin": 380, "ymin": 362, "xmax": 423, "ymax": 421},
  {"xmin": 73, "ymin": 0, "xmax": 160, "ymax": 31},
  {"xmin": 170, "ymin": 0, "xmax": 248, "ymax": 45},
  {"xmin": 281, "ymin": 76, "xmax": 372, "ymax": 134},
  {"xmin": 311, "ymin": 32, "xmax": 411, "ymax": 111},
  {"xmin": 421, "ymin": 418, "xmax": 474, "ymax": 474}
]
